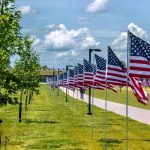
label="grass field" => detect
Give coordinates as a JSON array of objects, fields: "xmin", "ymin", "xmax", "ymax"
[
  {"xmin": 0, "ymin": 84, "xmax": 150, "ymax": 149},
  {"xmin": 85, "ymin": 86, "xmax": 150, "ymax": 110}
]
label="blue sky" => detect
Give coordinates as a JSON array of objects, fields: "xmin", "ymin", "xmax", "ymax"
[{"xmin": 15, "ymin": 0, "xmax": 150, "ymax": 68}]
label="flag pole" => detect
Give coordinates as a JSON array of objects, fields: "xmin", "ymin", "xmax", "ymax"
[
  {"xmin": 76, "ymin": 64, "xmax": 79, "ymax": 125},
  {"xmin": 82, "ymin": 60, "xmax": 85, "ymax": 130},
  {"xmin": 72, "ymin": 67, "xmax": 75, "ymax": 120},
  {"xmin": 91, "ymin": 56, "xmax": 95, "ymax": 140},
  {"xmin": 104, "ymin": 46, "xmax": 108, "ymax": 150},
  {"xmin": 126, "ymin": 30, "xmax": 130, "ymax": 150}
]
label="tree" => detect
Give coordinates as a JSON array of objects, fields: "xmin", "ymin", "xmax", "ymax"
[
  {"xmin": 13, "ymin": 36, "xmax": 40, "ymax": 122},
  {"xmin": 0, "ymin": 0, "xmax": 22, "ymax": 106}
]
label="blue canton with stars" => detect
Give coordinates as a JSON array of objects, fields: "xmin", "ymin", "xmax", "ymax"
[
  {"xmin": 108, "ymin": 47, "xmax": 125, "ymax": 70},
  {"xmin": 95, "ymin": 54, "xmax": 106, "ymax": 70},
  {"xmin": 93, "ymin": 65, "xmax": 96, "ymax": 75},
  {"xmin": 59, "ymin": 74, "xmax": 63, "ymax": 80},
  {"xmin": 77, "ymin": 63, "xmax": 83, "ymax": 74},
  {"xmin": 73, "ymin": 66, "xmax": 78, "ymax": 75},
  {"xmin": 63, "ymin": 72, "xmax": 67, "ymax": 79},
  {"xmin": 83, "ymin": 59, "xmax": 94, "ymax": 73},
  {"xmin": 69, "ymin": 69, "xmax": 74, "ymax": 77},
  {"xmin": 130, "ymin": 32, "xmax": 150, "ymax": 62}
]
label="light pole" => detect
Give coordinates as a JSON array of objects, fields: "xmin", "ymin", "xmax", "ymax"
[
  {"xmin": 87, "ymin": 48, "xmax": 102, "ymax": 115},
  {"xmin": 66, "ymin": 65, "xmax": 73, "ymax": 102}
]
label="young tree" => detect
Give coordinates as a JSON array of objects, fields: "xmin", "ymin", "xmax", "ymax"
[{"xmin": 14, "ymin": 36, "xmax": 40, "ymax": 122}]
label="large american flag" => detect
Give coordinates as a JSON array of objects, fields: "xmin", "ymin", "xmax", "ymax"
[
  {"xmin": 107, "ymin": 47, "xmax": 127, "ymax": 86},
  {"xmin": 108, "ymin": 46, "xmax": 148, "ymax": 105},
  {"xmin": 129, "ymin": 32, "xmax": 150, "ymax": 78},
  {"xmin": 129, "ymin": 76, "xmax": 148, "ymax": 105},
  {"xmin": 95, "ymin": 54, "xmax": 117, "ymax": 92}
]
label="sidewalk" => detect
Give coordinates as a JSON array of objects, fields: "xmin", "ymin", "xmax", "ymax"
[{"xmin": 60, "ymin": 87, "xmax": 150, "ymax": 125}]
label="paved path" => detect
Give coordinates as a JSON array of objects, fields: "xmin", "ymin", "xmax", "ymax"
[{"xmin": 60, "ymin": 87, "xmax": 150, "ymax": 125}]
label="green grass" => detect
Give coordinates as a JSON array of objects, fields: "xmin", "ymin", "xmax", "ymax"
[
  {"xmin": 86, "ymin": 86, "xmax": 150, "ymax": 109},
  {"xmin": 0, "ymin": 84, "xmax": 150, "ymax": 149}
]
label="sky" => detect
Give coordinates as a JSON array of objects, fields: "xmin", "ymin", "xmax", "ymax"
[{"xmin": 15, "ymin": 0, "xmax": 150, "ymax": 69}]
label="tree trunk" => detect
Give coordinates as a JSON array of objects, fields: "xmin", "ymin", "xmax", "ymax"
[
  {"xmin": 19, "ymin": 89, "xmax": 23, "ymax": 123},
  {"xmin": 28, "ymin": 90, "xmax": 31, "ymax": 104},
  {"xmin": 25, "ymin": 90, "xmax": 28, "ymax": 110}
]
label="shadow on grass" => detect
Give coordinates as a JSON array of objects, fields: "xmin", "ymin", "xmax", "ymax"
[
  {"xmin": 121, "ymin": 138, "xmax": 150, "ymax": 142},
  {"xmin": 99, "ymin": 138, "xmax": 123, "ymax": 147},
  {"xmin": 35, "ymin": 109, "xmax": 51, "ymax": 112},
  {"xmin": 26, "ymin": 119, "xmax": 60, "ymax": 124}
]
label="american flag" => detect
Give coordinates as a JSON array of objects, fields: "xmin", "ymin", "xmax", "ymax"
[
  {"xmin": 129, "ymin": 76, "xmax": 148, "ymax": 105},
  {"xmin": 58, "ymin": 74, "xmax": 64, "ymax": 86},
  {"xmin": 63, "ymin": 72, "xmax": 68, "ymax": 87},
  {"xmin": 73, "ymin": 66, "xmax": 78, "ymax": 88},
  {"xmin": 95, "ymin": 54, "xmax": 117, "ymax": 92},
  {"xmin": 107, "ymin": 47, "xmax": 127, "ymax": 86},
  {"xmin": 83, "ymin": 59, "xmax": 105, "ymax": 89},
  {"xmin": 68, "ymin": 69, "xmax": 75, "ymax": 90},
  {"xmin": 129, "ymin": 32, "xmax": 150, "ymax": 78},
  {"xmin": 77, "ymin": 63, "xmax": 84, "ymax": 87},
  {"xmin": 83, "ymin": 59, "xmax": 94, "ymax": 87},
  {"xmin": 108, "ymin": 47, "xmax": 148, "ymax": 105}
]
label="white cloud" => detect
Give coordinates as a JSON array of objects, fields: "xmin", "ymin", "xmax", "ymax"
[
  {"xmin": 44, "ymin": 24, "xmax": 100, "ymax": 52},
  {"xmin": 86, "ymin": 0, "xmax": 109, "ymax": 13},
  {"xmin": 46, "ymin": 24, "xmax": 55, "ymax": 29},
  {"xmin": 30, "ymin": 35, "xmax": 41, "ymax": 47},
  {"xmin": 111, "ymin": 32, "xmax": 127, "ymax": 50},
  {"xmin": 128, "ymin": 23, "xmax": 147, "ymax": 39},
  {"xmin": 32, "ymin": 24, "xmax": 100, "ymax": 67},
  {"xmin": 18, "ymin": 5, "xmax": 36, "ymax": 15},
  {"xmin": 111, "ymin": 23, "xmax": 148, "ymax": 50},
  {"xmin": 56, "ymin": 50, "xmax": 78, "ymax": 58},
  {"xmin": 110, "ymin": 23, "xmax": 149, "ymax": 64},
  {"xmin": 81, "ymin": 37, "xmax": 100, "ymax": 49}
]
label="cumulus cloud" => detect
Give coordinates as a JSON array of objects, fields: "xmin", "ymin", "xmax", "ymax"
[
  {"xmin": 44, "ymin": 24, "xmax": 100, "ymax": 53},
  {"xmin": 111, "ymin": 23, "xmax": 148, "ymax": 50},
  {"xmin": 46, "ymin": 24, "xmax": 55, "ymax": 29},
  {"xmin": 32, "ymin": 24, "xmax": 100, "ymax": 67},
  {"xmin": 29, "ymin": 35, "xmax": 41, "ymax": 47},
  {"xmin": 110, "ymin": 23, "xmax": 148, "ymax": 64},
  {"xmin": 18, "ymin": 5, "xmax": 36, "ymax": 15},
  {"xmin": 86, "ymin": 0, "xmax": 109, "ymax": 13},
  {"xmin": 56, "ymin": 50, "xmax": 78, "ymax": 58}
]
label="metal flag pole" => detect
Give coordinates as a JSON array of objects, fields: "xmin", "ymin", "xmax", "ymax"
[
  {"xmin": 72, "ymin": 67, "xmax": 75, "ymax": 120},
  {"xmin": 126, "ymin": 30, "xmax": 130, "ymax": 150},
  {"xmin": 104, "ymin": 46, "xmax": 108, "ymax": 150},
  {"xmin": 91, "ymin": 86, "xmax": 94, "ymax": 140},
  {"xmin": 91, "ymin": 56, "xmax": 95, "ymax": 140},
  {"xmin": 82, "ymin": 60, "xmax": 85, "ymax": 130}
]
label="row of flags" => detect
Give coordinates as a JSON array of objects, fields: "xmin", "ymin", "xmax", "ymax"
[{"xmin": 47, "ymin": 31, "xmax": 150, "ymax": 105}]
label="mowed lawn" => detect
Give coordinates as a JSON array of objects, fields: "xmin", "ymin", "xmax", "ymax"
[
  {"xmin": 86, "ymin": 86, "xmax": 150, "ymax": 109},
  {"xmin": 0, "ymin": 84, "xmax": 150, "ymax": 149}
]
